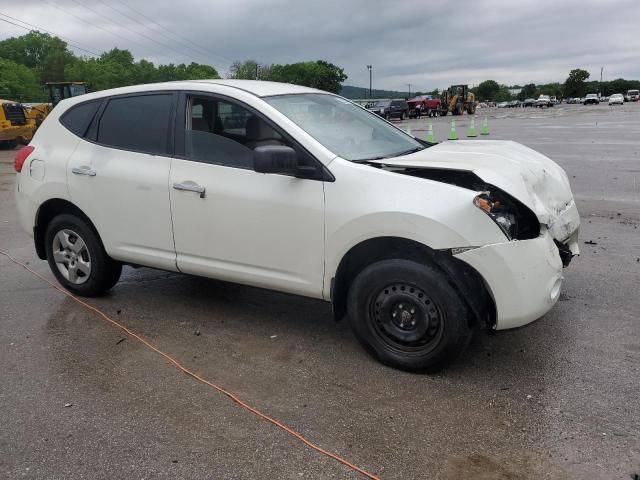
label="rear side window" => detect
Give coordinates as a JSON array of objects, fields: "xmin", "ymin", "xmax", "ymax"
[
  {"xmin": 60, "ymin": 100, "xmax": 100, "ymax": 137},
  {"xmin": 97, "ymin": 94, "xmax": 172, "ymax": 155}
]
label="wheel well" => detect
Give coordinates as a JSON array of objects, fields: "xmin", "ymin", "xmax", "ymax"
[
  {"xmin": 33, "ymin": 199, "xmax": 98, "ymax": 260},
  {"xmin": 330, "ymin": 237, "xmax": 495, "ymax": 329}
]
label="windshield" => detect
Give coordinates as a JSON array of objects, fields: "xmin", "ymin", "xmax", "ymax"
[
  {"xmin": 264, "ymin": 94, "xmax": 424, "ymax": 162},
  {"xmin": 629, "ymin": 90, "xmax": 639, "ymax": 95},
  {"xmin": 372, "ymin": 100, "xmax": 390, "ymax": 107}
]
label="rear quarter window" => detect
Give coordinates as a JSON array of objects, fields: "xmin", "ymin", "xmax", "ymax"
[{"xmin": 59, "ymin": 100, "xmax": 101, "ymax": 137}]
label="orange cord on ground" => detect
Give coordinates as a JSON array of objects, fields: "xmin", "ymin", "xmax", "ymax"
[{"xmin": 0, "ymin": 250, "xmax": 381, "ymax": 480}]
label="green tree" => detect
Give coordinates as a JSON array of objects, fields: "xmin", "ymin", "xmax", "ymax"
[
  {"xmin": 493, "ymin": 86, "xmax": 512, "ymax": 102},
  {"xmin": 228, "ymin": 60, "xmax": 269, "ymax": 80},
  {"xmin": 476, "ymin": 80, "xmax": 500, "ymax": 101},
  {"xmin": 134, "ymin": 59, "xmax": 159, "ymax": 84},
  {"xmin": 0, "ymin": 31, "xmax": 74, "ymax": 83},
  {"xmin": 155, "ymin": 62, "xmax": 219, "ymax": 82},
  {"xmin": 265, "ymin": 60, "xmax": 347, "ymax": 93},
  {"xmin": 66, "ymin": 48, "xmax": 136, "ymax": 91},
  {"xmin": 0, "ymin": 58, "xmax": 45, "ymax": 101},
  {"xmin": 564, "ymin": 69, "xmax": 590, "ymax": 98},
  {"xmin": 181, "ymin": 62, "xmax": 219, "ymax": 80},
  {"xmin": 518, "ymin": 83, "xmax": 537, "ymax": 101}
]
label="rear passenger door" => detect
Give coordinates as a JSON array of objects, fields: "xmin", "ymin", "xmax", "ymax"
[{"xmin": 66, "ymin": 92, "xmax": 178, "ymax": 270}]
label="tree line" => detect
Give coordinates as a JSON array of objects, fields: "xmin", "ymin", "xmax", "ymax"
[
  {"xmin": 0, "ymin": 31, "xmax": 348, "ymax": 102},
  {"xmin": 474, "ymin": 69, "xmax": 640, "ymax": 102}
]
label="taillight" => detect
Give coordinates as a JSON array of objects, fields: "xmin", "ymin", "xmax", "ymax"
[{"xmin": 14, "ymin": 146, "xmax": 34, "ymax": 173}]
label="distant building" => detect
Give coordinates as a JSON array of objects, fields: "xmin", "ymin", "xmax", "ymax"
[{"xmin": 508, "ymin": 88, "xmax": 522, "ymax": 96}]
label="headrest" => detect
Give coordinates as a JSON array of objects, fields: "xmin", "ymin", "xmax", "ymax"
[{"xmin": 246, "ymin": 115, "xmax": 275, "ymax": 140}]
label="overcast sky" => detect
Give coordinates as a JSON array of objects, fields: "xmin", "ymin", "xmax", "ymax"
[{"xmin": 1, "ymin": 0, "xmax": 637, "ymax": 91}]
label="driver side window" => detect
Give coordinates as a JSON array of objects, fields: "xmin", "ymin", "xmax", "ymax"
[{"xmin": 185, "ymin": 96, "xmax": 286, "ymax": 169}]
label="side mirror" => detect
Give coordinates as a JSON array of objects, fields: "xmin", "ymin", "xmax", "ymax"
[{"xmin": 253, "ymin": 145, "xmax": 298, "ymax": 175}]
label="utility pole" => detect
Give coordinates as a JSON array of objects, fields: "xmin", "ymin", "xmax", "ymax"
[
  {"xmin": 407, "ymin": 83, "xmax": 412, "ymax": 98},
  {"xmin": 367, "ymin": 65, "xmax": 372, "ymax": 99},
  {"xmin": 600, "ymin": 66, "xmax": 603, "ymax": 96}
]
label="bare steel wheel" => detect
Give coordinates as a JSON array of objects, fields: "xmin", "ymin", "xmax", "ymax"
[
  {"xmin": 371, "ymin": 282, "xmax": 444, "ymax": 352},
  {"xmin": 52, "ymin": 229, "xmax": 92, "ymax": 284},
  {"xmin": 45, "ymin": 214, "xmax": 122, "ymax": 296},
  {"xmin": 347, "ymin": 259, "xmax": 474, "ymax": 372}
]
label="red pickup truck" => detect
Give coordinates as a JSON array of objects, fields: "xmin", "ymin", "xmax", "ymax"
[{"xmin": 407, "ymin": 95, "xmax": 442, "ymax": 118}]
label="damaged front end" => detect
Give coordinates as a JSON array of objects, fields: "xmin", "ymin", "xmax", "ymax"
[
  {"xmin": 376, "ymin": 163, "xmax": 579, "ymax": 266},
  {"xmin": 368, "ymin": 141, "xmax": 581, "ymax": 329}
]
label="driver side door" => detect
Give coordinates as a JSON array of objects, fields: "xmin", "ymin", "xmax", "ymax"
[{"xmin": 168, "ymin": 92, "xmax": 327, "ymax": 298}]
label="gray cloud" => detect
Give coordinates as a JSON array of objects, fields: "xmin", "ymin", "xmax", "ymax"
[{"xmin": 2, "ymin": 0, "xmax": 637, "ymax": 90}]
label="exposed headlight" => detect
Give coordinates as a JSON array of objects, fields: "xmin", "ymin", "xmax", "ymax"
[{"xmin": 473, "ymin": 192, "xmax": 517, "ymax": 239}]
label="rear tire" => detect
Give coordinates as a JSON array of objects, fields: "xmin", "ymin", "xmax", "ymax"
[
  {"xmin": 347, "ymin": 259, "xmax": 474, "ymax": 372},
  {"xmin": 45, "ymin": 214, "xmax": 122, "ymax": 297}
]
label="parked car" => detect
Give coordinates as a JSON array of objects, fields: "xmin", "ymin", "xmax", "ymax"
[
  {"xmin": 522, "ymin": 98, "xmax": 535, "ymax": 107},
  {"xmin": 535, "ymin": 95, "xmax": 553, "ymax": 108},
  {"xmin": 14, "ymin": 80, "xmax": 580, "ymax": 372},
  {"xmin": 497, "ymin": 101, "xmax": 509, "ymax": 108},
  {"xmin": 609, "ymin": 93, "xmax": 624, "ymax": 105},
  {"xmin": 624, "ymin": 89, "xmax": 639, "ymax": 102},
  {"xmin": 507, "ymin": 100, "xmax": 521, "ymax": 108},
  {"xmin": 368, "ymin": 99, "xmax": 409, "ymax": 120},
  {"xmin": 583, "ymin": 94, "xmax": 599, "ymax": 105},
  {"xmin": 407, "ymin": 95, "xmax": 441, "ymax": 118}
]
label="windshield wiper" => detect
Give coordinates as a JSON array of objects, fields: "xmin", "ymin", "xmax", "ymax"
[
  {"xmin": 351, "ymin": 156, "xmax": 386, "ymax": 163},
  {"xmin": 352, "ymin": 146, "xmax": 424, "ymax": 164},
  {"xmin": 394, "ymin": 146, "xmax": 424, "ymax": 157}
]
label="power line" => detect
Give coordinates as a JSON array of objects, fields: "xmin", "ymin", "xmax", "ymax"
[
  {"xmin": 94, "ymin": 0, "xmax": 227, "ymax": 68},
  {"xmin": 0, "ymin": 13, "xmax": 100, "ymax": 56},
  {"xmin": 66, "ymin": 0, "xmax": 226, "ymax": 70},
  {"xmin": 39, "ymin": 0, "xmax": 158, "ymax": 57},
  {"xmin": 110, "ymin": 0, "xmax": 233, "ymax": 67}
]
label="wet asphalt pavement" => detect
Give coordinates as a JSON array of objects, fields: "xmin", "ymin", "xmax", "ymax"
[{"xmin": 1, "ymin": 103, "xmax": 639, "ymax": 479}]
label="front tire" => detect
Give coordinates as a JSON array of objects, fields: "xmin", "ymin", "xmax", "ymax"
[
  {"xmin": 45, "ymin": 214, "xmax": 122, "ymax": 297},
  {"xmin": 347, "ymin": 259, "xmax": 474, "ymax": 372}
]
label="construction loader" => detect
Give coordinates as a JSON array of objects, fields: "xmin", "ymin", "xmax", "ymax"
[{"xmin": 439, "ymin": 85, "xmax": 477, "ymax": 116}]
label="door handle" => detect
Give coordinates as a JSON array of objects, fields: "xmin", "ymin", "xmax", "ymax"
[
  {"xmin": 72, "ymin": 166, "xmax": 96, "ymax": 176},
  {"xmin": 173, "ymin": 181, "xmax": 206, "ymax": 198}
]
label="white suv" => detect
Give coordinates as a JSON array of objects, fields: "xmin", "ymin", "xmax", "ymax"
[{"xmin": 14, "ymin": 80, "xmax": 580, "ymax": 371}]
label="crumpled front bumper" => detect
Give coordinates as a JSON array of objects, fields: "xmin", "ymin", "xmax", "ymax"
[{"xmin": 454, "ymin": 230, "xmax": 564, "ymax": 330}]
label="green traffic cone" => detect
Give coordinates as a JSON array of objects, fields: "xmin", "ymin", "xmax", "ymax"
[
  {"xmin": 467, "ymin": 116, "xmax": 477, "ymax": 137},
  {"xmin": 426, "ymin": 122, "xmax": 434, "ymax": 143},
  {"xmin": 448, "ymin": 119, "xmax": 458, "ymax": 140},
  {"xmin": 481, "ymin": 116, "xmax": 490, "ymax": 136}
]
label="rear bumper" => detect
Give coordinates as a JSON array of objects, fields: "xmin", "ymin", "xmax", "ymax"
[{"xmin": 454, "ymin": 231, "xmax": 564, "ymax": 330}]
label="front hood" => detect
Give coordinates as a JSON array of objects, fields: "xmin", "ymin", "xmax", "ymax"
[{"xmin": 372, "ymin": 140, "xmax": 580, "ymax": 242}]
